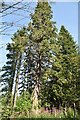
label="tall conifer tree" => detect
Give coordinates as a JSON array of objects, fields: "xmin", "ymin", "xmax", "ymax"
[
  {"xmin": 27, "ymin": 0, "xmax": 62, "ymax": 112},
  {"xmin": 12, "ymin": 27, "xmax": 28, "ymax": 108},
  {"xmin": 59, "ymin": 25, "xmax": 77, "ymax": 107},
  {"xmin": 0, "ymin": 43, "xmax": 17, "ymax": 117}
]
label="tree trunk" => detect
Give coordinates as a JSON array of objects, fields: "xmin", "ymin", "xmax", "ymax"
[
  {"xmin": 32, "ymin": 51, "xmax": 41, "ymax": 114},
  {"xmin": 13, "ymin": 52, "xmax": 22, "ymax": 108},
  {"xmin": 6, "ymin": 56, "xmax": 18, "ymax": 115},
  {"xmin": 32, "ymin": 83, "xmax": 39, "ymax": 115}
]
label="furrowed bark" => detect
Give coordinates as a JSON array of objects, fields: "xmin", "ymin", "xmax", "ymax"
[{"xmin": 32, "ymin": 51, "xmax": 41, "ymax": 114}]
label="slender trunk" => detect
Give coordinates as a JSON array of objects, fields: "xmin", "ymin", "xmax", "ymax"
[
  {"xmin": 7, "ymin": 62, "xmax": 17, "ymax": 105},
  {"xmin": 13, "ymin": 52, "xmax": 22, "ymax": 108},
  {"xmin": 11, "ymin": 57, "xmax": 18, "ymax": 100},
  {"xmin": 6, "ymin": 56, "xmax": 18, "ymax": 117}
]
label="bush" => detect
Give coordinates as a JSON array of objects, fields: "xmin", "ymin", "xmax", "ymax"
[
  {"xmin": 63, "ymin": 107, "xmax": 79, "ymax": 120},
  {"xmin": 14, "ymin": 91, "xmax": 32, "ymax": 118}
]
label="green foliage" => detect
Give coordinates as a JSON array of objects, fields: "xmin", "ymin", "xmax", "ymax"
[
  {"xmin": 0, "ymin": 94, "xmax": 12, "ymax": 118},
  {"xmin": 63, "ymin": 107, "xmax": 79, "ymax": 120},
  {"xmin": 12, "ymin": 26, "xmax": 28, "ymax": 52},
  {"xmin": 0, "ymin": 1, "xmax": 80, "ymax": 119},
  {"xmin": 14, "ymin": 91, "xmax": 32, "ymax": 117},
  {"xmin": 0, "ymin": 43, "xmax": 17, "ymax": 118},
  {"xmin": 58, "ymin": 25, "xmax": 78, "ymax": 106}
]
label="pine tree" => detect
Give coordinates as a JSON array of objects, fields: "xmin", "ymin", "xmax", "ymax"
[
  {"xmin": 27, "ymin": 1, "xmax": 62, "ymax": 113},
  {"xmin": 70, "ymin": 51, "xmax": 80, "ymax": 113},
  {"xmin": 0, "ymin": 43, "xmax": 17, "ymax": 117},
  {"xmin": 12, "ymin": 27, "xmax": 28, "ymax": 109},
  {"xmin": 76, "ymin": 53, "xmax": 80, "ymax": 114},
  {"xmin": 59, "ymin": 25, "xmax": 78, "ymax": 107}
]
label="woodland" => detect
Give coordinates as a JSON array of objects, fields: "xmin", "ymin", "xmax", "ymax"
[{"xmin": 0, "ymin": 1, "xmax": 80, "ymax": 119}]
